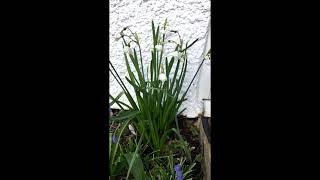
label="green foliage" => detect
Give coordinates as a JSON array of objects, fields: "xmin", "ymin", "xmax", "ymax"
[
  {"xmin": 109, "ymin": 20, "xmax": 204, "ymax": 151},
  {"xmin": 186, "ymin": 121, "xmax": 199, "ymax": 137},
  {"xmin": 109, "ymin": 121, "xmax": 130, "ymax": 176},
  {"xmin": 124, "ymin": 131, "xmax": 146, "ymax": 180},
  {"xmin": 109, "ymin": 20, "xmax": 209, "ymax": 179},
  {"xmin": 146, "ymin": 152, "xmax": 196, "ymax": 180}
]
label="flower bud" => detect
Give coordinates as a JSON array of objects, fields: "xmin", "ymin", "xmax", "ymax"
[
  {"xmin": 155, "ymin": 44, "xmax": 163, "ymax": 52},
  {"xmin": 159, "ymin": 73, "xmax": 167, "ymax": 82},
  {"xmin": 123, "ymin": 46, "xmax": 133, "ymax": 55},
  {"xmin": 171, "ymin": 51, "xmax": 182, "ymax": 60}
]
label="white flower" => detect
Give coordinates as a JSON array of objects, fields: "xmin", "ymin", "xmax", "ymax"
[
  {"xmin": 128, "ymin": 124, "xmax": 136, "ymax": 135},
  {"xmin": 155, "ymin": 45, "xmax": 163, "ymax": 52},
  {"xmin": 171, "ymin": 51, "xmax": 182, "ymax": 60},
  {"xmin": 159, "ymin": 73, "xmax": 167, "ymax": 82},
  {"xmin": 123, "ymin": 46, "xmax": 133, "ymax": 55},
  {"xmin": 115, "ymin": 34, "xmax": 122, "ymax": 41},
  {"xmin": 160, "ymin": 27, "xmax": 170, "ymax": 34},
  {"xmin": 171, "ymin": 51, "xmax": 179, "ymax": 58}
]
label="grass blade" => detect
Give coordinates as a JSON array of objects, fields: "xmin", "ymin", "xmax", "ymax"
[
  {"xmin": 109, "ymin": 110, "xmax": 140, "ymax": 123},
  {"xmin": 109, "ymin": 91, "xmax": 124, "ymax": 107}
]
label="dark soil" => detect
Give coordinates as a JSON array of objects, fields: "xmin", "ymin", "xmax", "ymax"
[{"xmin": 177, "ymin": 115, "xmax": 203, "ymax": 180}]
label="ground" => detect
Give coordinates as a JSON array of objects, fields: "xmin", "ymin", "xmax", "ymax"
[{"xmin": 109, "ymin": 109, "xmax": 204, "ymax": 179}]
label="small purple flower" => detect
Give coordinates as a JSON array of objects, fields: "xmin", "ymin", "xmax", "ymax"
[
  {"xmin": 174, "ymin": 164, "xmax": 181, "ymax": 172},
  {"xmin": 112, "ymin": 135, "xmax": 118, "ymax": 143},
  {"xmin": 174, "ymin": 164, "xmax": 183, "ymax": 180}
]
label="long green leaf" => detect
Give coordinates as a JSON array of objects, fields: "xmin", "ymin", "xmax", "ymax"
[
  {"xmin": 125, "ymin": 77, "xmax": 141, "ymax": 92},
  {"xmin": 155, "ymin": 25, "xmax": 160, "ymax": 46},
  {"xmin": 180, "ymin": 38, "xmax": 199, "ymax": 52},
  {"xmin": 109, "ymin": 93, "xmax": 132, "ymax": 111},
  {"xmin": 129, "ymin": 50, "xmax": 144, "ymax": 84},
  {"xmin": 125, "ymin": 132, "xmax": 145, "ymax": 180},
  {"xmin": 152, "ymin": 20, "xmax": 156, "ymax": 47},
  {"xmin": 125, "ymin": 153, "xmax": 146, "ymax": 180},
  {"xmin": 110, "ymin": 120, "xmax": 131, "ymax": 173},
  {"xmin": 109, "ymin": 91, "xmax": 124, "ymax": 107},
  {"xmin": 109, "ymin": 110, "xmax": 140, "ymax": 122}
]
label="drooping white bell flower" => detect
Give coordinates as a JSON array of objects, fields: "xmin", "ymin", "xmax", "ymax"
[
  {"xmin": 160, "ymin": 27, "xmax": 170, "ymax": 34},
  {"xmin": 123, "ymin": 46, "xmax": 133, "ymax": 55},
  {"xmin": 128, "ymin": 124, "xmax": 136, "ymax": 135},
  {"xmin": 171, "ymin": 51, "xmax": 182, "ymax": 60},
  {"xmin": 171, "ymin": 51, "xmax": 179, "ymax": 58},
  {"xmin": 115, "ymin": 34, "xmax": 122, "ymax": 41},
  {"xmin": 159, "ymin": 73, "xmax": 167, "ymax": 82},
  {"xmin": 155, "ymin": 44, "xmax": 163, "ymax": 52}
]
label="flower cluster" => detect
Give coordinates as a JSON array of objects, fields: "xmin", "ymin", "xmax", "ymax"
[{"xmin": 174, "ymin": 164, "xmax": 183, "ymax": 180}]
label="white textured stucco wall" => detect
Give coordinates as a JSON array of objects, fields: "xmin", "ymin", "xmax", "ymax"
[{"xmin": 109, "ymin": 0, "xmax": 211, "ymax": 117}]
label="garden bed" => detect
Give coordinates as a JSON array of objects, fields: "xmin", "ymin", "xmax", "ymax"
[
  {"xmin": 177, "ymin": 116, "xmax": 203, "ymax": 180},
  {"xmin": 110, "ymin": 110, "xmax": 204, "ymax": 179}
]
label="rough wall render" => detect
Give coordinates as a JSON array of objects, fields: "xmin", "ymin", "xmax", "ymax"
[{"xmin": 109, "ymin": 0, "xmax": 211, "ymax": 118}]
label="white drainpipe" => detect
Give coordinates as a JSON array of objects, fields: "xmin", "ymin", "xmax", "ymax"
[{"xmin": 198, "ymin": 21, "xmax": 211, "ymax": 117}]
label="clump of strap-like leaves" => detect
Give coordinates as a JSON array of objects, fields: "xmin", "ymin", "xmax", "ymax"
[{"xmin": 110, "ymin": 19, "xmax": 209, "ymax": 151}]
